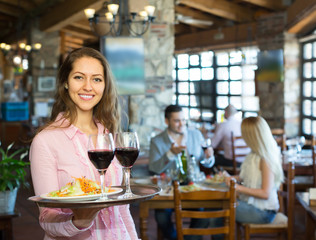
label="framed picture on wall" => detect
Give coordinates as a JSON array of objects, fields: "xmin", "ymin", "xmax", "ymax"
[
  {"xmin": 38, "ymin": 76, "xmax": 56, "ymax": 92},
  {"xmin": 101, "ymin": 37, "xmax": 145, "ymax": 95},
  {"xmin": 256, "ymin": 49, "xmax": 284, "ymax": 82}
]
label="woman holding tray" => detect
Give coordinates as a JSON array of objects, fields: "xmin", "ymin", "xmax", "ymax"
[{"xmin": 30, "ymin": 47, "xmax": 139, "ymax": 239}]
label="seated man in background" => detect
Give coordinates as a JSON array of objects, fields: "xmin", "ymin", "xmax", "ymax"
[
  {"xmin": 149, "ymin": 104, "xmax": 212, "ymax": 240},
  {"xmin": 211, "ymin": 104, "xmax": 245, "ymax": 168}
]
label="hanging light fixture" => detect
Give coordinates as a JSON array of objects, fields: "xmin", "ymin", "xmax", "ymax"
[
  {"xmin": 0, "ymin": 41, "xmax": 42, "ymax": 70},
  {"xmin": 84, "ymin": 0, "xmax": 155, "ymax": 37}
]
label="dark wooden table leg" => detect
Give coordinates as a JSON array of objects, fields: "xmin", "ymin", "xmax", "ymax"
[
  {"xmin": 0, "ymin": 211, "xmax": 20, "ymax": 240},
  {"xmin": 139, "ymin": 201, "xmax": 149, "ymax": 240}
]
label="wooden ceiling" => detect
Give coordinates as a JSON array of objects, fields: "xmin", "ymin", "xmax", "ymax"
[{"xmin": 0, "ymin": 0, "xmax": 316, "ymax": 52}]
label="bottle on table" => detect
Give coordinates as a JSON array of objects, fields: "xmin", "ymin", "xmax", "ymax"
[
  {"xmin": 188, "ymin": 154, "xmax": 200, "ymax": 182},
  {"xmin": 179, "ymin": 150, "xmax": 188, "ymax": 185}
]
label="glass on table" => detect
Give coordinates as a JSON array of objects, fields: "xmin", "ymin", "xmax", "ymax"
[
  {"xmin": 296, "ymin": 136, "xmax": 306, "ymax": 157},
  {"xmin": 115, "ymin": 132, "xmax": 140, "ymax": 198},
  {"xmin": 87, "ymin": 133, "xmax": 115, "ymax": 200},
  {"xmin": 200, "ymin": 138, "xmax": 215, "ymax": 175}
]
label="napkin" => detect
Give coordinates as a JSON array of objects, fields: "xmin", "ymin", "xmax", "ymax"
[{"xmin": 309, "ymin": 188, "xmax": 316, "ymax": 206}]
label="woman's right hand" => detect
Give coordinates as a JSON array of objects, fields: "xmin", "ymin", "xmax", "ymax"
[{"xmin": 71, "ymin": 207, "xmax": 105, "ymax": 229}]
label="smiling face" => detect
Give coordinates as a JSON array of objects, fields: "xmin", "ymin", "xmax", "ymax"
[
  {"xmin": 67, "ymin": 56, "xmax": 105, "ymax": 116},
  {"xmin": 165, "ymin": 111, "xmax": 186, "ymax": 135}
]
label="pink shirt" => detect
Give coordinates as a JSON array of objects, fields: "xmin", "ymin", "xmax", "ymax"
[{"xmin": 30, "ymin": 116, "xmax": 139, "ymax": 240}]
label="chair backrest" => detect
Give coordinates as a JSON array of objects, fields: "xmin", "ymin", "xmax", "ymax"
[
  {"xmin": 279, "ymin": 161, "xmax": 295, "ymax": 240},
  {"xmin": 173, "ymin": 179, "xmax": 237, "ymax": 240},
  {"xmin": 300, "ymin": 135, "xmax": 316, "ymax": 187},
  {"xmin": 313, "ymin": 136, "xmax": 316, "ymax": 187},
  {"xmin": 286, "ymin": 161, "xmax": 295, "ymax": 240},
  {"xmin": 231, "ymin": 133, "xmax": 251, "ymax": 175},
  {"xmin": 307, "ymin": 135, "xmax": 316, "ymax": 187},
  {"xmin": 271, "ymin": 128, "xmax": 287, "ymax": 152}
]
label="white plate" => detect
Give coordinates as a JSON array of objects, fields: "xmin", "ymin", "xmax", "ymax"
[
  {"xmin": 204, "ymin": 178, "xmax": 225, "ymax": 185},
  {"xmin": 40, "ymin": 187, "xmax": 123, "ymax": 202}
]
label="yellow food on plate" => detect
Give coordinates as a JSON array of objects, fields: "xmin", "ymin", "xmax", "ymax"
[
  {"xmin": 205, "ymin": 174, "xmax": 225, "ymax": 184},
  {"xmin": 48, "ymin": 177, "xmax": 101, "ymax": 197},
  {"xmin": 180, "ymin": 183, "xmax": 203, "ymax": 192}
]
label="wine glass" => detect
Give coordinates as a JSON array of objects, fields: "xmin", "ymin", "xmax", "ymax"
[
  {"xmin": 201, "ymin": 138, "xmax": 211, "ymax": 151},
  {"xmin": 115, "ymin": 132, "xmax": 140, "ymax": 198},
  {"xmin": 296, "ymin": 136, "xmax": 306, "ymax": 158},
  {"xmin": 200, "ymin": 138, "xmax": 215, "ymax": 172},
  {"xmin": 87, "ymin": 133, "xmax": 115, "ymax": 200}
]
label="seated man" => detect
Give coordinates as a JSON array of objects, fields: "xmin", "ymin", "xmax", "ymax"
[
  {"xmin": 211, "ymin": 104, "xmax": 245, "ymax": 168},
  {"xmin": 149, "ymin": 104, "xmax": 212, "ymax": 240}
]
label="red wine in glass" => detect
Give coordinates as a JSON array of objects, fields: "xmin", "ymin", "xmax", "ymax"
[
  {"xmin": 87, "ymin": 133, "xmax": 115, "ymax": 200},
  {"xmin": 88, "ymin": 150, "xmax": 114, "ymax": 169},
  {"xmin": 114, "ymin": 132, "xmax": 140, "ymax": 198},
  {"xmin": 115, "ymin": 147, "xmax": 139, "ymax": 168}
]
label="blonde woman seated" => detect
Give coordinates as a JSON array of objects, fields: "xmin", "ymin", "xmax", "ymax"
[{"xmin": 225, "ymin": 116, "xmax": 284, "ymax": 224}]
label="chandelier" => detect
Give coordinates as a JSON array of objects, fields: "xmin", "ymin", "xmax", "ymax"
[
  {"xmin": 0, "ymin": 42, "xmax": 42, "ymax": 70},
  {"xmin": 84, "ymin": 0, "xmax": 155, "ymax": 37}
]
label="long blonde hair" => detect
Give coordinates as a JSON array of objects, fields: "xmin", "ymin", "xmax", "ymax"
[{"xmin": 241, "ymin": 116, "xmax": 284, "ymax": 186}]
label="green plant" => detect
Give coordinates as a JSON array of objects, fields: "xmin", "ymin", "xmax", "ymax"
[{"xmin": 0, "ymin": 142, "xmax": 30, "ymax": 191}]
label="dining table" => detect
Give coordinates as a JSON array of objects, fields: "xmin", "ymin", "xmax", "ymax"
[
  {"xmin": 132, "ymin": 177, "xmax": 228, "ymax": 240},
  {"xmin": 296, "ymin": 192, "xmax": 316, "ymax": 240},
  {"xmin": 282, "ymin": 149, "xmax": 314, "ymax": 175}
]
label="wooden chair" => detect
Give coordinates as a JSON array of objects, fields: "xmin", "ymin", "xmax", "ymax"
[
  {"xmin": 225, "ymin": 133, "xmax": 250, "ymax": 175},
  {"xmin": 173, "ymin": 179, "xmax": 237, "ymax": 240},
  {"xmin": 237, "ymin": 161, "xmax": 295, "ymax": 240},
  {"xmin": 293, "ymin": 135, "xmax": 316, "ymax": 191},
  {"xmin": 271, "ymin": 128, "xmax": 287, "ymax": 152}
]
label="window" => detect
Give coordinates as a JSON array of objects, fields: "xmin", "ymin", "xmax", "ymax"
[
  {"xmin": 173, "ymin": 47, "xmax": 259, "ymax": 123},
  {"xmin": 301, "ymin": 35, "xmax": 316, "ymax": 135}
]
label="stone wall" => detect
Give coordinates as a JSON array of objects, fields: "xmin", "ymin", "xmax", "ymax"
[
  {"xmin": 29, "ymin": 28, "xmax": 60, "ymax": 117},
  {"xmin": 255, "ymin": 12, "xmax": 300, "ymax": 136},
  {"xmin": 283, "ymin": 33, "xmax": 300, "ymax": 137},
  {"xmin": 129, "ymin": 0, "xmax": 175, "ymax": 151}
]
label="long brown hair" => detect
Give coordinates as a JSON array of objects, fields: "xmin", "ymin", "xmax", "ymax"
[{"xmin": 38, "ymin": 47, "xmax": 121, "ymax": 134}]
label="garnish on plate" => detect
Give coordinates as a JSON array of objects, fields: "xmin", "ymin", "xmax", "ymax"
[{"xmin": 48, "ymin": 176, "xmax": 101, "ymax": 197}]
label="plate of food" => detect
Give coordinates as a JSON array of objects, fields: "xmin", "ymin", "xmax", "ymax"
[
  {"xmin": 40, "ymin": 176, "xmax": 122, "ymax": 202},
  {"xmin": 180, "ymin": 183, "xmax": 204, "ymax": 192},
  {"xmin": 204, "ymin": 174, "xmax": 226, "ymax": 185}
]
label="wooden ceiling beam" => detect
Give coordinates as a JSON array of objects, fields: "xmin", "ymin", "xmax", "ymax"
[
  {"xmin": 178, "ymin": 0, "xmax": 254, "ymax": 22},
  {"xmin": 64, "ymin": 36, "xmax": 84, "ymax": 45},
  {"xmin": 176, "ymin": 5, "xmax": 217, "ymax": 22},
  {"xmin": 64, "ymin": 41, "xmax": 83, "ymax": 49},
  {"xmin": 0, "ymin": 0, "xmax": 36, "ymax": 9},
  {"xmin": 0, "ymin": 3, "xmax": 23, "ymax": 17},
  {"xmin": 286, "ymin": 0, "xmax": 316, "ymax": 35},
  {"xmin": 0, "ymin": 0, "xmax": 36, "ymax": 10},
  {"xmin": 70, "ymin": 20, "xmax": 91, "ymax": 31},
  {"xmin": 39, "ymin": 0, "xmax": 103, "ymax": 32},
  {"xmin": 175, "ymin": 22, "xmax": 257, "ymax": 51},
  {"xmin": 61, "ymin": 26, "xmax": 97, "ymax": 40},
  {"xmin": 236, "ymin": 0, "xmax": 284, "ymax": 10}
]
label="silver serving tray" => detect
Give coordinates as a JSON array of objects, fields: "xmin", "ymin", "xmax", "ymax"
[{"xmin": 28, "ymin": 185, "xmax": 161, "ymax": 209}]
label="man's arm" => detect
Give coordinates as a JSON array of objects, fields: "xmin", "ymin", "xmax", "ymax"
[{"xmin": 149, "ymin": 137, "xmax": 175, "ymax": 175}]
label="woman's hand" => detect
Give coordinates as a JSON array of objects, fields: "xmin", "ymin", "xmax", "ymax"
[
  {"xmin": 225, "ymin": 176, "xmax": 235, "ymax": 187},
  {"xmin": 71, "ymin": 207, "xmax": 105, "ymax": 229}
]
